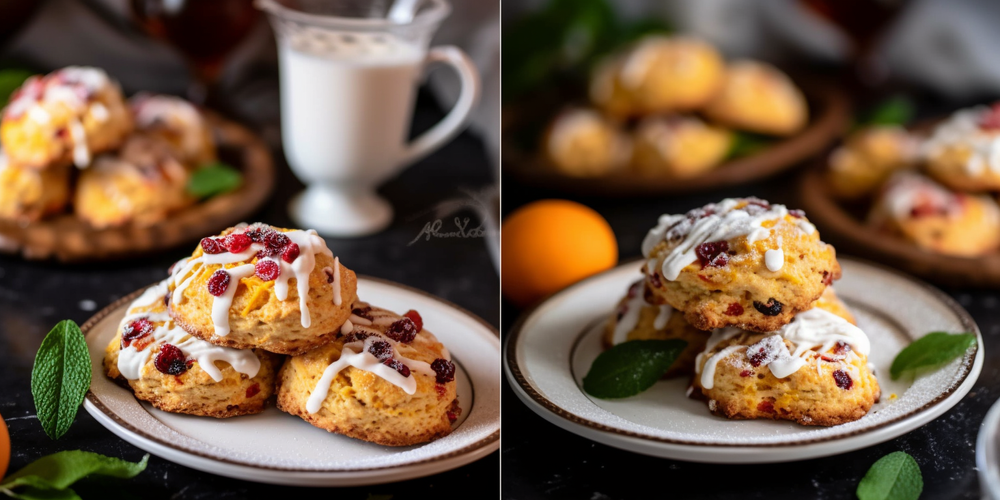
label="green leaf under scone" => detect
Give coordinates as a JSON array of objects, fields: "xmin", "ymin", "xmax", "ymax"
[
  {"xmin": 0, "ymin": 69, "xmax": 33, "ymax": 106},
  {"xmin": 186, "ymin": 162, "xmax": 243, "ymax": 199},
  {"xmin": 0, "ymin": 451, "xmax": 148, "ymax": 499},
  {"xmin": 726, "ymin": 131, "xmax": 772, "ymax": 159},
  {"xmin": 583, "ymin": 339, "xmax": 686, "ymax": 399},
  {"xmin": 30, "ymin": 320, "xmax": 91, "ymax": 440},
  {"xmin": 862, "ymin": 96, "xmax": 915, "ymax": 127},
  {"xmin": 856, "ymin": 451, "xmax": 923, "ymax": 500},
  {"xmin": 890, "ymin": 331, "xmax": 976, "ymax": 380}
]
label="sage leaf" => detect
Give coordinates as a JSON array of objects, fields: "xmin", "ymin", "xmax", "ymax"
[
  {"xmin": 856, "ymin": 451, "xmax": 922, "ymax": 500},
  {"xmin": 0, "ymin": 451, "xmax": 148, "ymax": 500},
  {"xmin": 583, "ymin": 339, "xmax": 686, "ymax": 399},
  {"xmin": 890, "ymin": 332, "xmax": 976, "ymax": 380},
  {"xmin": 186, "ymin": 162, "xmax": 243, "ymax": 199},
  {"xmin": 31, "ymin": 320, "xmax": 91, "ymax": 440}
]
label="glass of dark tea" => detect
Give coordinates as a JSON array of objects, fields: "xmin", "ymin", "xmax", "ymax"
[{"xmin": 131, "ymin": 0, "xmax": 260, "ymax": 106}]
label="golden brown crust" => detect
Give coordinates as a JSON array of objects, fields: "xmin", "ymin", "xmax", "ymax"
[
  {"xmin": 645, "ymin": 210, "xmax": 840, "ymax": 333},
  {"xmin": 0, "ymin": 161, "xmax": 71, "ymax": 221},
  {"xmin": 168, "ymin": 226, "xmax": 358, "ymax": 355},
  {"xmin": 276, "ymin": 304, "xmax": 458, "ymax": 446},
  {"xmin": 702, "ymin": 60, "xmax": 807, "ymax": 136}
]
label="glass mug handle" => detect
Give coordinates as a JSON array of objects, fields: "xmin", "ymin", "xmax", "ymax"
[{"xmin": 401, "ymin": 46, "xmax": 481, "ymax": 165}]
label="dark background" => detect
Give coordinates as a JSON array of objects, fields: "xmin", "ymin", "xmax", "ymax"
[{"xmin": 0, "ymin": 94, "xmax": 501, "ymax": 499}]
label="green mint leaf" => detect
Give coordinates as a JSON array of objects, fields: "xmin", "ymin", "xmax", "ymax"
[
  {"xmin": 186, "ymin": 162, "xmax": 243, "ymax": 199},
  {"xmin": 30, "ymin": 320, "xmax": 91, "ymax": 440},
  {"xmin": 0, "ymin": 69, "xmax": 33, "ymax": 106},
  {"xmin": 726, "ymin": 131, "xmax": 772, "ymax": 159},
  {"xmin": 583, "ymin": 339, "xmax": 686, "ymax": 399},
  {"xmin": 890, "ymin": 332, "xmax": 976, "ymax": 380},
  {"xmin": 856, "ymin": 451, "xmax": 923, "ymax": 500},
  {"xmin": 861, "ymin": 96, "xmax": 915, "ymax": 127},
  {"xmin": 0, "ymin": 451, "xmax": 148, "ymax": 493}
]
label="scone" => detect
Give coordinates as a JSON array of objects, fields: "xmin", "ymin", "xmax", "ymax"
[
  {"xmin": 868, "ymin": 172, "xmax": 1000, "ymax": 257},
  {"xmin": 277, "ymin": 303, "xmax": 460, "ymax": 446},
  {"xmin": 642, "ymin": 197, "xmax": 841, "ymax": 332},
  {"xmin": 826, "ymin": 125, "xmax": 919, "ymax": 200},
  {"xmin": 1, "ymin": 66, "xmax": 132, "ymax": 169},
  {"xmin": 542, "ymin": 107, "xmax": 631, "ymax": 177},
  {"xmin": 130, "ymin": 93, "xmax": 216, "ymax": 166},
  {"xmin": 167, "ymin": 223, "xmax": 358, "ymax": 355},
  {"xmin": 603, "ymin": 279, "xmax": 709, "ymax": 378},
  {"xmin": 693, "ymin": 293, "xmax": 880, "ymax": 426},
  {"xmin": 630, "ymin": 116, "xmax": 732, "ymax": 178},
  {"xmin": 922, "ymin": 104, "xmax": 1000, "ymax": 191},
  {"xmin": 74, "ymin": 133, "xmax": 193, "ymax": 228},
  {"xmin": 590, "ymin": 36, "xmax": 724, "ymax": 118},
  {"xmin": 702, "ymin": 60, "xmax": 808, "ymax": 136},
  {"xmin": 103, "ymin": 280, "xmax": 282, "ymax": 417},
  {"xmin": 0, "ymin": 149, "xmax": 71, "ymax": 221}
]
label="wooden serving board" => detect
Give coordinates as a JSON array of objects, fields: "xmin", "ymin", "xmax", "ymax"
[
  {"xmin": 798, "ymin": 165, "xmax": 1000, "ymax": 288},
  {"xmin": 503, "ymin": 80, "xmax": 850, "ymax": 197},
  {"xmin": 0, "ymin": 113, "xmax": 275, "ymax": 262}
]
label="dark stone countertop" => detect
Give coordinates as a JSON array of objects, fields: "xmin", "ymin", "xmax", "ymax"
[
  {"xmin": 0, "ymin": 95, "xmax": 499, "ymax": 499},
  {"xmin": 500, "ymin": 166, "xmax": 1000, "ymax": 500}
]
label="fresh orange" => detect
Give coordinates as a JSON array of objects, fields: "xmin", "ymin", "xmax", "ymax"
[
  {"xmin": 501, "ymin": 200, "xmax": 618, "ymax": 307},
  {"xmin": 0, "ymin": 412, "xmax": 8, "ymax": 480}
]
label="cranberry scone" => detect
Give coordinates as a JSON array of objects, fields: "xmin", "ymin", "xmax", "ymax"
[
  {"xmin": 167, "ymin": 223, "xmax": 358, "ymax": 355},
  {"xmin": 922, "ymin": 103, "xmax": 1000, "ymax": 192},
  {"xmin": 104, "ymin": 280, "xmax": 282, "ymax": 417},
  {"xmin": 693, "ymin": 289, "xmax": 879, "ymax": 426},
  {"xmin": 277, "ymin": 303, "xmax": 460, "ymax": 446},
  {"xmin": 642, "ymin": 197, "xmax": 841, "ymax": 332}
]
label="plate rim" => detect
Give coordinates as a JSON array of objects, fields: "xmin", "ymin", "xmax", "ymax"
[
  {"xmin": 84, "ymin": 275, "xmax": 500, "ymax": 476},
  {"xmin": 504, "ymin": 256, "xmax": 982, "ymax": 454}
]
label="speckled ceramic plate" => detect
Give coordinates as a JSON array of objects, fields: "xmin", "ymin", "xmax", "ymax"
[
  {"xmin": 504, "ymin": 257, "xmax": 982, "ymax": 463},
  {"xmin": 83, "ymin": 277, "xmax": 500, "ymax": 486}
]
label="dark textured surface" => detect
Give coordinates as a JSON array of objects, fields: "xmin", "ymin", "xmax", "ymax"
[
  {"xmin": 500, "ymin": 166, "xmax": 998, "ymax": 500},
  {"xmin": 0, "ymin": 95, "xmax": 499, "ymax": 498}
]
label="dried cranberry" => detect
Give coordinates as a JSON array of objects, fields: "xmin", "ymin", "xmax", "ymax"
[
  {"xmin": 245, "ymin": 227, "xmax": 268, "ymax": 242},
  {"xmin": 744, "ymin": 197, "xmax": 770, "ymax": 209},
  {"xmin": 753, "ymin": 298, "xmax": 783, "ymax": 316},
  {"xmin": 403, "ymin": 310, "xmax": 423, "ymax": 331},
  {"xmin": 648, "ymin": 271, "xmax": 663, "ymax": 288},
  {"xmin": 447, "ymin": 411, "xmax": 458, "ymax": 423},
  {"xmin": 834, "ymin": 341, "xmax": 852, "ymax": 356},
  {"xmin": 154, "ymin": 344, "xmax": 188, "ymax": 375},
  {"xmin": 980, "ymin": 102, "xmax": 1000, "ymax": 130},
  {"xmin": 255, "ymin": 259, "xmax": 280, "ymax": 281},
  {"xmin": 725, "ymin": 303, "xmax": 744, "ymax": 316},
  {"xmin": 748, "ymin": 347, "xmax": 769, "ymax": 367},
  {"xmin": 833, "ymin": 370, "xmax": 853, "ymax": 390},
  {"xmin": 122, "ymin": 318, "xmax": 153, "ymax": 346},
  {"xmin": 385, "ymin": 318, "xmax": 418, "ymax": 343},
  {"xmin": 246, "ymin": 383, "xmax": 261, "ymax": 398},
  {"xmin": 352, "ymin": 306, "xmax": 373, "ymax": 320},
  {"xmin": 757, "ymin": 400, "xmax": 775, "ymax": 413},
  {"xmin": 281, "ymin": 243, "xmax": 300, "ymax": 263},
  {"xmin": 788, "ymin": 209, "xmax": 805, "ymax": 218},
  {"xmin": 695, "ymin": 241, "xmax": 730, "ymax": 268},
  {"xmin": 384, "ymin": 359, "xmax": 411, "ymax": 377},
  {"xmin": 431, "ymin": 358, "xmax": 456, "ymax": 383},
  {"xmin": 201, "ymin": 237, "xmax": 225, "ymax": 254},
  {"xmin": 909, "ymin": 202, "xmax": 943, "ymax": 218},
  {"xmin": 740, "ymin": 370, "xmax": 752, "ymax": 377},
  {"xmin": 264, "ymin": 231, "xmax": 290, "ymax": 251},
  {"xmin": 368, "ymin": 340, "xmax": 393, "ymax": 361},
  {"xmin": 207, "ymin": 270, "xmax": 231, "ymax": 296},
  {"xmin": 435, "ymin": 384, "xmax": 447, "ymax": 398},
  {"xmin": 324, "ymin": 267, "xmax": 335, "ymax": 283},
  {"xmin": 822, "ymin": 271, "xmax": 833, "ymax": 286},
  {"xmin": 224, "ymin": 233, "xmax": 252, "ymax": 253}
]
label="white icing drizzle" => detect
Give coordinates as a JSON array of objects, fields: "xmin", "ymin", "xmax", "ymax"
[
  {"xmin": 921, "ymin": 106, "xmax": 1000, "ymax": 175},
  {"xmin": 879, "ymin": 172, "xmax": 963, "ymax": 221},
  {"xmin": 168, "ymin": 226, "xmax": 335, "ymax": 337},
  {"xmin": 610, "ymin": 281, "xmax": 673, "ymax": 345},
  {"xmin": 697, "ymin": 307, "xmax": 870, "ymax": 389},
  {"xmin": 305, "ymin": 310, "xmax": 438, "ymax": 414},
  {"xmin": 117, "ymin": 281, "xmax": 260, "ymax": 382},
  {"xmin": 765, "ymin": 247, "xmax": 784, "ymax": 272},
  {"xmin": 68, "ymin": 118, "xmax": 89, "ymax": 168},
  {"xmin": 332, "ymin": 257, "xmax": 342, "ymax": 306},
  {"xmin": 641, "ymin": 198, "xmax": 815, "ymax": 281}
]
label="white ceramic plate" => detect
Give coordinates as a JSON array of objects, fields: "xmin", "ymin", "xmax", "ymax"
[
  {"xmin": 84, "ymin": 277, "xmax": 500, "ymax": 486},
  {"xmin": 504, "ymin": 257, "xmax": 982, "ymax": 463}
]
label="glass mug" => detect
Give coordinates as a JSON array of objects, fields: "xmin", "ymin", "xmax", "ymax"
[{"xmin": 258, "ymin": 0, "xmax": 481, "ymax": 236}]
